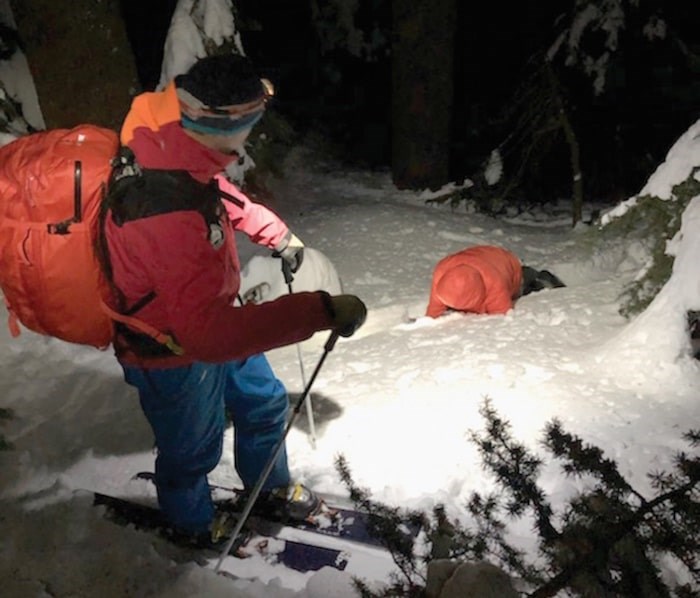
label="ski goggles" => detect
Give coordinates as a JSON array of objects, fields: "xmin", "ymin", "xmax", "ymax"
[{"xmin": 177, "ymin": 78, "xmax": 275, "ymax": 136}]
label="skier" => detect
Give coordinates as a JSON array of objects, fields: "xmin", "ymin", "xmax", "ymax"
[
  {"xmin": 100, "ymin": 53, "xmax": 366, "ymax": 544},
  {"xmin": 426, "ymin": 245, "xmax": 564, "ymax": 318}
]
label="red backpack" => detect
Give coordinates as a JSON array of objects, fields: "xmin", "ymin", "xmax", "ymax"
[{"xmin": 0, "ymin": 125, "xmax": 118, "ymax": 348}]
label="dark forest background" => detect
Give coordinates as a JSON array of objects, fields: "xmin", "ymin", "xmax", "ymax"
[
  {"xmin": 119, "ymin": 1, "xmax": 699, "ymax": 212},
  {"xmin": 8, "ymin": 0, "xmax": 700, "ymax": 218}
]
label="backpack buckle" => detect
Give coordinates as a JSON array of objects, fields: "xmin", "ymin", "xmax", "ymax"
[{"xmin": 47, "ymin": 219, "xmax": 73, "ymax": 234}]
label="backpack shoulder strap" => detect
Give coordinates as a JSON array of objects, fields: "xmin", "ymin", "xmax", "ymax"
[{"xmin": 96, "ymin": 149, "xmax": 223, "ymax": 359}]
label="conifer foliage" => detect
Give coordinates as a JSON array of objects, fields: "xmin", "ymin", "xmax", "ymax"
[
  {"xmin": 339, "ymin": 399, "xmax": 700, "ymax": 597},
  {"xmin": 335, "ymin": 454, "xmax": 427, "ymax": 597}
]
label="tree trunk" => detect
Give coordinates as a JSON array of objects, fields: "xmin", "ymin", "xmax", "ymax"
[
  {"xmin": 391, "ymin": 0, "xmax": 456, "ymax": 190},
  {"xmin": 10, "ymin": 0, "xmax": 140, "ymax": 130},
  {"xmin": 546, "ymin": 66, "xmax": 583, "ymax": 227},
  {"xmin": 559, "ymin": 108, "xmax": 583, "ymax": 227}
]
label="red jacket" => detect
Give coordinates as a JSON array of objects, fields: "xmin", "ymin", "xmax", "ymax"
[
  {"xmin": 104, "ymin": 82, "xmax": 333, "ymax": 367},
  {"xmin": 426, "ymin": 246, "xmax": 522, "ymax": 318}
]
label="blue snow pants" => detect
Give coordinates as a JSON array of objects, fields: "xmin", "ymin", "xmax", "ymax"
[{"xmin": 122, "ymin": 354, "xmax": 290, "ymax": 533}]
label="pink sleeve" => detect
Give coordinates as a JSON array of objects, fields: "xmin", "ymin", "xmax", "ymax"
[{"xmin": 215, "ymin": 174, "xmax": 289, "ymax": 249}]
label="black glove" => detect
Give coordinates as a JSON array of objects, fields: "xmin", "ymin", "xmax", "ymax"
[
  {"xmin": 326, "ymin": 294, "xmax": 367, "ymax": 338},
  {"xmin": 274, "ymin": 232, "xmax": 304, "ymax": 273}
]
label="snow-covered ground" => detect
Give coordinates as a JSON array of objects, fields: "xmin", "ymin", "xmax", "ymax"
[
  {"xmin": 1, "ymin": 122, "xmax": 699, "ymax": 596},
  {"xmin": 1, "ymin": 0, "xmax": 699, "ymax": 593}
]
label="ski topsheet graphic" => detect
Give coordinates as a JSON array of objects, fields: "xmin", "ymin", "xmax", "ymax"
[
  {"xmin": 93, "ymin": 491, "xmax": 349, "ymax": 573},
  {"xmin": 132, "ymin": 471, "xmax": 420, "ymax": 548},
  {"xmin": 92, "ymin": 474, "xmax": 423, "ymax": 584}
]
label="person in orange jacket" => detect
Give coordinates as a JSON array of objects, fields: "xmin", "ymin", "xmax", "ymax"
[{"xmin": 426, "ymin": 245, "xmax": 564, "ymax": 318}]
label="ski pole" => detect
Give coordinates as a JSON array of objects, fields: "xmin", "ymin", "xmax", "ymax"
[
  {"xmin": 281, "ymin": 260, "xmax": 317, "ymax": 449},
  {"xmin": 214, "ymin": 330, "xmax": 340, "ymax": 573}
]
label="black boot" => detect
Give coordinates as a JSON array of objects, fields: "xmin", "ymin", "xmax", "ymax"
[
  {"xmin": 521, "ymin": 265, "xmax": 565, "ymax": 296},
  {"xmin": 536, "ymin": 269, "xmax": 566, "ymax": 289},
  {"xmin": 253, "ymin": 483, "xmax": 322, "ymax": 522}
]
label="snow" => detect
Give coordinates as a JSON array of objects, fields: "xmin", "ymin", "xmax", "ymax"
[
  {"xmin": 1, "ymin": 131, "xmax": 698, "ymax": 595},
  {"xmin": 484, "ymin": 149, "xmax": 503, "ymax": 186},
  {"xmin": 158, "ymin": 0, "xmax": 244, "ymax": 89},
  {"xmin": 0, "ymin": 0, "xmax": 44, "ymax": 131},
  {"xmin": 601, "ymin": 118, "xmax": 700, "ymax": 224},
  {"xmin": 1, "ymin": 2, "xmax": 699, "ymax": 596}
]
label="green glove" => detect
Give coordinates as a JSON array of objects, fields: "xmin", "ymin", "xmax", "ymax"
[{"xmin": 327, "ymin": 295, "xmax": 367, "ymax": 337}]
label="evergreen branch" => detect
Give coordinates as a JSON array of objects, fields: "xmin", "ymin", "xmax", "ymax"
[
  {"xmin": 335, "ymin": 455, "xmax": 426, "ymax": 588},
  {"xmin": 471, "ymin": 399, "xmax": 559, "ymax": 543},
  {"xmin": 465, "ymin": 492, "xmax": 543, "ymax": 583},
  {"xmin": 336, "ymin": 402, "xmax": 699, "ymax": 597},
  {"xmin": 543, "ymin": 420, "xmax": 642, "ymax": 500},
  {"xmin": 530, "ymin": 442, "xmax": 700, "ymax": 595},
  {"xmin": 683, "ymin": 429, "xmax": 700, "ymax": 447}
]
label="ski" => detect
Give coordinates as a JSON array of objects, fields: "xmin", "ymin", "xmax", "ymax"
[
  {"xmin": 93, "ymin": 491, "xmax": 349, "ymax": 573},
  {"xmin": 132, "ymin": 471, "xmax": 421, "ymax": 549}
]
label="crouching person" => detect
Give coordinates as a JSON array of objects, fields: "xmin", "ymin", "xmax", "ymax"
[
  {"xmin": 99, "ymin": 53, "xmax": 366, "ymax": 546},
  {"xmin": 425, "ymin": 245, "xmax": 564, "ymax": 318}
]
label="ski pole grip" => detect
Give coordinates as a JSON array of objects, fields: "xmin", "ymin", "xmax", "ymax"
[
  {"xmin": 325, "ymin": 330, "xmax": 340, "ymax": 352},
  {"xmin": 281, "ymin": 259, "xmax": 294, "ymax": 284}
]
